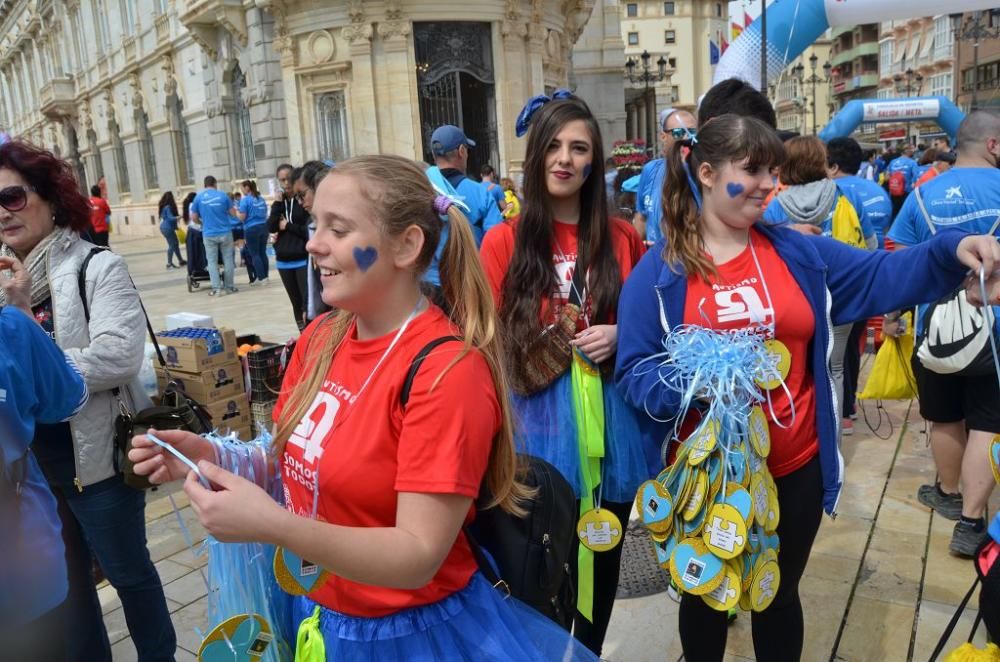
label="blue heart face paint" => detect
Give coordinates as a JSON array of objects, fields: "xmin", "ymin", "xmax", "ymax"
[
  {"xmin": 726, "ymin": 182, "xmax": 745, "ymax": 198},
  {"xmin": 353, "ymin": 246, "xmax": 378, "ymax": 272},
  {"xmin": 583, "ymin": 163, "xmax": 592, "ymax": 179}
]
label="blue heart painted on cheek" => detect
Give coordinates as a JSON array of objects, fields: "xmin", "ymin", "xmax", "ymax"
[
  {"xmin": 726, "ymin": 182, "xmax": 745, "ymax": 198},
  {"xmin": 353, "ymin": 246, "xmax": 378, "ymax": 272}
]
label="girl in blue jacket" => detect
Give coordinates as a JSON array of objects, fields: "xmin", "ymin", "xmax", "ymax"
[{"xmin": 614, "ymin": 114, "xmax": 1000, "ymax": 661}]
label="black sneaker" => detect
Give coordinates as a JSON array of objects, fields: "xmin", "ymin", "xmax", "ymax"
[
  {"xmin": 917, "ymin": 483, "xmax": 963, "ymax": 520},
  {"xmin": 950, "ymin": 519, "xmax": 988, "ymax": 557}
]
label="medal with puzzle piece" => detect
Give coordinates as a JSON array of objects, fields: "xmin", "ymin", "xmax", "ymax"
[
  {"xmin": 748, "ymin": 406, "xmax": 771, "ymax": 458},
  {"xmin": 991, "ymin": 435, "xmax": 1000, "ymax": 485},
  {"xmin": 682, "ymin": 468, "xmax": 709, "ymax": 522},
  {"xmin": 701, "ymin": 561, "xmax": 742, "ymax": 611},
  {"xmin": 763, "ymin": 474, "xmax": 780, "ymax": 533},
  {"xmin": 636, "ymin": 480, "xmax": 674, "ymax": 535},
  {"xmin": 577, "ymin": 508, "xmax": 623, "ymax": 553},
  {"xmin": 198, "ymin": 613, "xmax": 273, "ymax": 662},
  {"xmin": 670, "ymin": 538, "xmax": 725, "ymax": 596},
  {"xmin": 273, "ymin": 546, "xmax": 331, "ymax": 596},
  {"xmin": 687, "ymin": 419, "xmax": 719, "ymax": 466},
  {"xmin": 756, "ymin": 339, "xmax": 791, "ymax": 391},
  {"xmin": 702, "ymin": 503, "xmax": 748, "ymax": 559},
  {"xmin": 750, "ymin": 556, "xmax": 781, "ymax": 612},
  {"xmin": 750, "ymin": 471, "xmax": 769, "ymax": 527}
]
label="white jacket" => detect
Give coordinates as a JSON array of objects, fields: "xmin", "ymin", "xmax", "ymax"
[{"xmin": 48, "ymin": 232, "xmax": 152, "ymax": 489}]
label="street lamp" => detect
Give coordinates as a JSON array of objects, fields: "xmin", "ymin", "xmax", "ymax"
[
  {"xmin": 625, "ymin": 50, "xmax": 669, "ymax": 151},
  {"xmin": 792, "ymin": 54, "xmax": 832, "ymax": 135},
  {"xmin": 893, "ymin": 68, "xmax": 924, "ymax": 143},
  {"xmin": 949, "ymin": 11, "xmax": 1000, "ymax": 112}
]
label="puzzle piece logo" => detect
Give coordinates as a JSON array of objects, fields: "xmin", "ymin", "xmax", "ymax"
[
  {"xmin": 581, "ymin": 521, "xmax": 620, "ymax": 547},
  {"xmin": 707, "ymin": 574, "xmax": 737, "ymax": 604},
  {"xmin": 757, "ymin": 570, "xmax": 775, "ymax": 606},
  {"xmin": 706, "ymin": 516, "xmax": 744, "ymax": 554}
]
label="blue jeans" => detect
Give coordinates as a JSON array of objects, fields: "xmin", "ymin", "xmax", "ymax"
[
  {"xmin": 53, "ymin": 474, "xmax": 176, "ymax": 662},
  {"xmin": 203, "ymin": 232, "xmax": 235, "ymax": 291},
  {"xmin": 244, "ymin": 224, "xmax": 270, "ymax": 282},
  {"xmin": 160, "ymin": 226, "xmax": 183, "ymax": 266}
]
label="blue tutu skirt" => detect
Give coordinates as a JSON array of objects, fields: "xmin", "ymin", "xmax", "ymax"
[
  {"xmin": 290, "ymin": 573, "xmax": 597, "ymax": 661},
  {"xmin": 511, "ymin": 372, "xmax": 650, "ymax": 503}
]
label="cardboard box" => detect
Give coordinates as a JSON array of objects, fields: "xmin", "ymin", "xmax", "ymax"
[
  {"xmin": 155, "ymin": 363, "xmax": 245, "ymax": 403},
  {"xmin": 204, "ymin": 393, "xmax": 252, "ymax": 434},
  {"xmin": 156, "ymin": 328, "xmax": 238, "ymax": 374}
]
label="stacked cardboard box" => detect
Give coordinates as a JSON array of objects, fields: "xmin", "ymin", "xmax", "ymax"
[{"xmin": 154, "ymin": 327, "xmax": 253, "ymax": 438}]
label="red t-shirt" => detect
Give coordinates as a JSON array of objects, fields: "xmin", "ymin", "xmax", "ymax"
[
  {"xmin": 89, "ymin": 197, "xmax": 111, "ymax": 233},
  {"xmin": 479, "ymin": 217, "xmax": 646, "ymax": 325},
  {"xmin": 272, "ymin": 306, "xmax": 499, "ymax": 617},
  {"xmin": 682, "ymin": 229, "xmax": 818, "ymax": 478}
]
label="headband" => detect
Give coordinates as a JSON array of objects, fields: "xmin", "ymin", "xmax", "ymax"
[{"xmin": 515, "ymin": 89, "xmax": 574, "ymax": 138}]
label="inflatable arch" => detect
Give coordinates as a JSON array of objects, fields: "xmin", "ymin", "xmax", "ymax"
[
  {"xmin": 714, "ymin": 0, "xmax": 998, "ymax": 91},
  {"xmin": 817, "ymin": 96, "xmax": 966, "ymax": 143}
]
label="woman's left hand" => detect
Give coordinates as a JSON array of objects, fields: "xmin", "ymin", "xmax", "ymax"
[
  {"xmin": 957, "ymin": 235, "xmax": 1000, "ymax": 306},
  {"xmin": 184, "ymin": 460, "xmax": 288, "ymax": 544},
  {"xmin": 571, "ymin": 324, "xmax": 618, "ymax": 364},
  {"xmin": 0, "ymin": 256, "xmax": 32, "ymax": 313}
]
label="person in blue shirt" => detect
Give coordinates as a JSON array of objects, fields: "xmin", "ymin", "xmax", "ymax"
[
  {"xmin": 633, "ymin": 108, "xmax": 697, "ymax": 244},
  {"xmin": 423, "ymin": 125, "xmax": 502, "ymax": 297},
  {"xmin": 615, "ymin": 113, "xmax": 1000, "ymax": 662},
  {"xmin": 237, "ymin": 179, "xmax": 270, "ymax": 286},
  {"xmin": 887, "ymin": 144, "xmax": 918, "ymax": 220},
  {"xmin": 827, "ymin": 138, "xmax": 893, "ymax": 248},
  {"xmin": 479, "ymin": 164, "xmax": 507, "ymax": 215},
  {"xmin": 190, "ymin": 175, "xmax": 238, "ymax": 296},
  {"xmin": 887, "ymin": 110, "xmax": 1000, "ymax": 558},
  {"xmin": 157, "ymin": 191, "xmax": 186, "ymax": 269},
  {"xmin": 0, "ymin": 263, "xmax": 88, "ymax": 661}
]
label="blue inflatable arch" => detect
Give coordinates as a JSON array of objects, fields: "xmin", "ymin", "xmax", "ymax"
[{"xmin": 818, "ymin": 96, "xmax": 965, "ymax": 143}]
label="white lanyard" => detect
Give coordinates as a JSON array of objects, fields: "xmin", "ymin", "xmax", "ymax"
[
  {"xmin": 284, "ymin": 196, "xmax": 295, "ymax": 225},
  {"xmin": 747, "ymin": 236, "xmax": 777, "ymax": 339},
  {"xmin": 308, "ymin": 297, "xmax": 425, "ymax": 518}
]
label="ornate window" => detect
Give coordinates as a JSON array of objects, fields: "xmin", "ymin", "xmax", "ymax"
[
  {"xmin": 315, "ymin": 92, "xmax": 350, "ymax": 162},
  {"xmin": 94, "ymin": 0, "xmax": 112, "ymax": 53},
  {"xmin": 664, "ymin": 2, "xmax": 675, "ymax": 16},
  {"xmin": 231, "ymin": 64, "xmax": 255, "ymax": 178}
]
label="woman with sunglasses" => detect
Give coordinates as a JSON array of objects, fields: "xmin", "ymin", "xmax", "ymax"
[{"xmin": 0, "ymin": 141, "xmax": 176, "ymax": 661}]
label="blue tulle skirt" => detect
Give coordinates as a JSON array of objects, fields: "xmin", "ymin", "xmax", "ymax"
[
  {"xmin": 511, "ymin": 372, "xmax": 650, "ymax": 503},
  {"xmin": 289, "ymin": 573, "xmax": 597, "ymax": 661}
]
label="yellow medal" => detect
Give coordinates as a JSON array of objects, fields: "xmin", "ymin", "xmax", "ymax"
[
  {"xmin": 756, "ymin": 339, "xmax": 791, "ymax": 391},
  {"xmin": 577, "ymin": 508, "xmax": 623, "ymax": 552}
]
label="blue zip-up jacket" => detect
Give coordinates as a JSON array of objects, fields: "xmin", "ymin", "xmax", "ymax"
[{"xmin": 614, "ymin": 224, "xmax": 969, "ymax": 515}]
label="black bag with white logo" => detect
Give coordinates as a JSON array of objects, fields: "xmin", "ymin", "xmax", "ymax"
[{"xmin": 912, "ymin": 188, "xmax": 1000, "ymax": 376}]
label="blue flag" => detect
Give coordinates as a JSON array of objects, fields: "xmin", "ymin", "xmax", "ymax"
[{"xmin": 709, "ymin": 40, "xmax": 720, "ymax": 65}]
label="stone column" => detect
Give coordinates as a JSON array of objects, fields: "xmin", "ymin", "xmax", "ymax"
[
  {"xmin": 377, "ymin": 13, "xmax": 419, "ymax": 158},
  {"xmin": 343, "ymin": 9, "xmax": 377, "ymax": 154},
  {"xmin": 500, "ymin": 12, "xmax": 530, "ymax": 177},
  {"xmin": 636, "ymin": 96, "xmax": 647, "ymax": 149},
  {"xmin": 244, "ymin": 7, "xmax": 290, "ymax": 176}
]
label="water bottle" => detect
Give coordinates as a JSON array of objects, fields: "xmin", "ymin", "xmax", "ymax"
[{"xmin": 206, "ymin": 329, "xmax": 224, "ymax": 355}]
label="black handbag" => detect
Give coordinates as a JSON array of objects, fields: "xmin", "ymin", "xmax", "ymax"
[{"xmin": 79, "ymin": 248, "xmax": 213, "ymax": 490}]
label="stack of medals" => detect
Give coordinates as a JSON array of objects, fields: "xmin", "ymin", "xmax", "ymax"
[{"xmin": 633, "ymin": 327, "xmax": 788, "ymax": 614}]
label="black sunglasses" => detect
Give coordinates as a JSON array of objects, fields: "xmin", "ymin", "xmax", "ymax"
[{"xmin": 0, "ymin": 185, "xmax": 35, "ymax": 212}]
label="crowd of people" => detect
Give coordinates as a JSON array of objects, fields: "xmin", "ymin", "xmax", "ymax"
[{"xmin": 2, "ymin": 76, "xmax": 1000, "ymax": 662}]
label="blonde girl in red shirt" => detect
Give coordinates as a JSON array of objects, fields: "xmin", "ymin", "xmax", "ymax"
[{"xmin": 129, "ymin": 155, "xmax": 596, "ymax": 660}]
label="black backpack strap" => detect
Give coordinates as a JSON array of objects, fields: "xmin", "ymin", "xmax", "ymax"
[
  {"xmin": 928, "ymin": 575, "xmax": 980, "ymax": 661},
  {"xmin": 399, "ymin": 336, "xmax": 463, "ymax": 407}
]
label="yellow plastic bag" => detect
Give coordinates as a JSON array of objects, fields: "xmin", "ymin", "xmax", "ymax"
[
  {"xmin": 831, "ymin": 194, "xmax": 865, "ymax": 248},
  {"xmin": 944, "ymin": 642, "xmax": 1000, "ymax": 661},
  {"xmin": 858, "ymin": 313, "xmax": 916, "ymax": 401},
  {"xmin": 176, "ymin": 226, "xmax": 187, "ymax": 243}
]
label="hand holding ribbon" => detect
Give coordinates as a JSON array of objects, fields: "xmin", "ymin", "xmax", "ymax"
[{"xmin": 515, "ymin": 88, "xmax": 574, "ymax": 138}]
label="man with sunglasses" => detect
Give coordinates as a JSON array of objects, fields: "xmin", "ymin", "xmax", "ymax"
[{"xmin": 633, "ymin": 107, "xmax": 697, "ymax": 244}]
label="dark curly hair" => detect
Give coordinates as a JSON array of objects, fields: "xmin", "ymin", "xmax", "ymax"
[{"xmin": 0, "ymin": 140, "xmax": 91, "ymax": 233}]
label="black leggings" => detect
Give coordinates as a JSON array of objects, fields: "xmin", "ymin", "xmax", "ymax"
[
  {"xmin": 842, "ymin": 321, "xmax": 867, "ymax": 417},
  {"xmin": 679, "ymin": 455, "xmax": 824, "ymax": 662},
  {"xmin": 569, "ymin": 499, "xmax": 632, "ymax": 656},
  {"xmin": 278, "ymin": 266, "xmax": 309, "ymax": 331}
]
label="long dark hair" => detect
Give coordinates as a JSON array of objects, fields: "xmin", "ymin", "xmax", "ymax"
[
  {"xmin": 498, "ymin": 96, "xmax": 621, "ymax": 366},
  {"xmin": 182, "ymin": 192, "xmax": 196, "ymax": 222},
  {"xmin": 663, "ymin": 114, "xmax": 785, "ymax": 281},
  {"xmin": 158, "ymin": 191, "xmax": 178, "ymax": 217},
  {"xmin": 241, "ymin": 180, "xmax": 260, "ymax": 198}
]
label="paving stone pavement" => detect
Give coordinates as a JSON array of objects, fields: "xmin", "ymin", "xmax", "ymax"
[{"xmin": 102, "ymin": 235, "xmax": 998, "ymax": 661}]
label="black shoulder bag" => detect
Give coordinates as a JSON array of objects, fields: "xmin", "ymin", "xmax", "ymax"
[{"xmin": 78, "ymin": 247, "xmax": 212, "ymax": 490}]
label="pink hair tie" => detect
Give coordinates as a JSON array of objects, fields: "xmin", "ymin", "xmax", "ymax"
[{"xmin": 433, "ymin": 195, "xmax": 453, "ymax": 216}]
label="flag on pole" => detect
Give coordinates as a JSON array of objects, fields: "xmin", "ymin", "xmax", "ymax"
[
  {"xmin": 709, "ymin": 40, "xmax": 720, "ymax": 65},
  {"xmin": 721, "ymin": 36, "xmax": 729, "ymax": 54},
  {"xmin": 732, "ymin": 21, "xmax": 743, "ymax": 40}
]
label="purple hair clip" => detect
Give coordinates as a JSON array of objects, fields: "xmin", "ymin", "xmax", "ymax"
[{"xmin": 433, "ymin": 195, "xmax": 454, "ymax": 216}]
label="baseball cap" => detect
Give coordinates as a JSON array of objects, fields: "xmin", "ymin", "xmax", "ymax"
[{"xmin": 430, "ymin": 125, "xmax": 476, "ymax": 156}]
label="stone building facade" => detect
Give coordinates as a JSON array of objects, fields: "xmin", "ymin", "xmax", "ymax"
[{"xmin": 0, "ymin": 0, "xmax": 595, "ymax": 236}]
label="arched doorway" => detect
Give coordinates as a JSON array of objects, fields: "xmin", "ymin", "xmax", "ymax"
[{"xmin": 414, "ymin": 22, "xmax": 499, "ymax": 177}]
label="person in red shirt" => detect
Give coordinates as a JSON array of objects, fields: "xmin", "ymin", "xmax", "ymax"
[
  {"xmin": 128, "ymin": 155, "xmax": 596, "ymax": 660},
  {"xmin": 480, "ymin": 93, "xmax": 647, "ymax": 657},
  {"xmin": 87, "ymin": 185, "xmax": 111, "ymax": 246}
]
